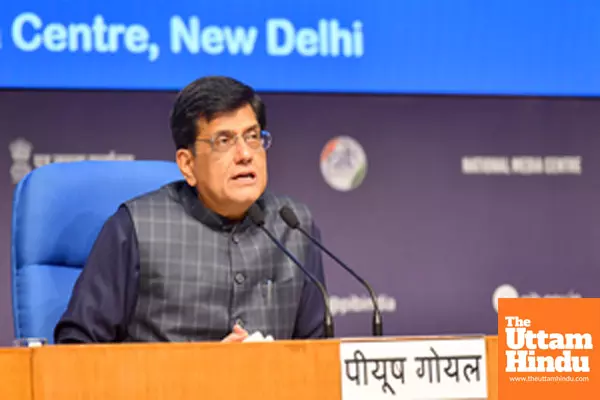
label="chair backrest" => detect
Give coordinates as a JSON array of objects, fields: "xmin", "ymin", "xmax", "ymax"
[{"xmin": 11, "ymin": 160, "xmax": 183, "ymax": 343}]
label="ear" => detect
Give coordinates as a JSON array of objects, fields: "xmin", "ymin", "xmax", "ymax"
[{"xmin": 176, "ymin": 148, "xmax": 197, "ymax": 187}]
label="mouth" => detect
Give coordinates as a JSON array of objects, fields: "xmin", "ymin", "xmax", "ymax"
[{"xmin": 231, "ymin": 171, "xmax": 257, "ymax": 183}]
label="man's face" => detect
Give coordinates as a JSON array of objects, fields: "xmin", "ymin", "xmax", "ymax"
[{"xmin": 178, "ymin": 104, "xmax": 268, "ymax": 219}]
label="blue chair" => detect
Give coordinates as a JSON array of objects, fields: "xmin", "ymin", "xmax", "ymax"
[{"xmin": 11, "ymin": 160, "xmax": 183, "ymax": 343}]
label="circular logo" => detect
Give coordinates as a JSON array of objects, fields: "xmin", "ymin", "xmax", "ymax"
[
  {"xmin": 492, "ymin": 284, "xmax": 519, "ymax": 312},
  {"xmin": 320, "ymin": 136, "xmax": 367, "ymax": 192}
]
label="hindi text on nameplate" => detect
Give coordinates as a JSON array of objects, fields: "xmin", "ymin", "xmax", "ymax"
[{"xmin": 340, "ymin": 338, "xmax": 488, "ymax": 400}]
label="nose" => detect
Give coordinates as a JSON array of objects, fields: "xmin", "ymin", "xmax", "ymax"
[{"xmin": 233, "ymin": 136, "xmax": 253, "ymax": 163}]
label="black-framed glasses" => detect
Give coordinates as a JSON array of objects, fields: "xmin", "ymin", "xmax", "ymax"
[{"xmin": 196, "ymin": 130, "xmax": 272, "ymax": 153}]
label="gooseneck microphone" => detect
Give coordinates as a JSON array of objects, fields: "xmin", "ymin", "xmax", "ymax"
[
  {"xmin": 247, "ymin": 204, "xmax": 335, "ymax": 338},
  {"xmin": 279, "ymin": 205, "xmax": 383, "ymax": 337}
]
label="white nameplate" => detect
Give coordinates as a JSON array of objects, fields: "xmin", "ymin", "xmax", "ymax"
[{"xmin": 340, "ymin": 338, "xmax": 488, "ymax": 399}]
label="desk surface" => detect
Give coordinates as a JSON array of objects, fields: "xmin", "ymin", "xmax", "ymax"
[
  {"xmin": 33, "ymin": 339, "xmax": 343, "ymax": 400},
  {"xmin": 0, "ymin": 348, "xmax": 32, "ymax": 400},
  {"xmin": 0, "ymin": 336, "xmax": 498, "ymax": 400}
]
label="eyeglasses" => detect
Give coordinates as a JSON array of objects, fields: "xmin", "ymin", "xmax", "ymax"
[{"xmin": 196, "ymin": 130, "xmax": 272, "ymax": 153}]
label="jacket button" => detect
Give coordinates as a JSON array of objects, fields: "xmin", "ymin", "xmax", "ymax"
[{"xmin": 234, "ymin": 272, "xmax": 245, "ymax": 284}]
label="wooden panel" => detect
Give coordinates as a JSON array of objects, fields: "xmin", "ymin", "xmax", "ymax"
[
  {"xmin": 487, "ymin": 336, "xmax": 498, "ymax": 400},
  {"xmin": 32, "ymin": 340, "xmax": 342, "ymax": 400},
  {"xmin": 0, "ymin": 348, "xmax": 32, "ymax": 400},
  {"xmin": 30, "ymin": 336, "xmax": 499, "ymax": 399}
]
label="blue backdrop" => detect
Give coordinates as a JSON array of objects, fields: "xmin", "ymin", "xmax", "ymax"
[{"xmin": 1, "ymin": 0, "xmax": 599, "ymax": 95}]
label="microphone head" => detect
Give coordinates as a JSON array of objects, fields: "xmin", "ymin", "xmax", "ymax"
[
  {"xmin": 247, "ymin": 203, "xmax": 266, "ymax": 227},
  {"xmin": 279, "ymin": 205, "xmax": 300, "ymax": 229}
]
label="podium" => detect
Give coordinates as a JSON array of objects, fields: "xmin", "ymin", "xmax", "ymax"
[
  {"xmin": 0, "ymin": 336, "xmax": 498, "ymax": 400},
  {"xmin": 0, "ymin": 348, "xmax": 31, "ymax": 400}
]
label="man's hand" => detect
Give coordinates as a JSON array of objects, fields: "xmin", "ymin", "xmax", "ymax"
[{"xmin": 221, "ymin": 324, "xmax": 249, "ymax": 343}]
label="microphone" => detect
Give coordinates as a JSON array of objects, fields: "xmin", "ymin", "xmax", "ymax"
[
  {"xmin": 279, "ymin": 205, "xmax": 383, "ymax": 337},
  {"xmin": 247, "ymin": 204, "xmax": 335, "ymax": 339}
]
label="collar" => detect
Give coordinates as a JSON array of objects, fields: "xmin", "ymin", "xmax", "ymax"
[{"xmin": 174, "ymin": 181, "xmax": 267, "ymax": 232}]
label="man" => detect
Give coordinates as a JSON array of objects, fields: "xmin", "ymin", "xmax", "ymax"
[{"xmin": 54, "ymin": 76, "xmax": 327, "ymax": 343}]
